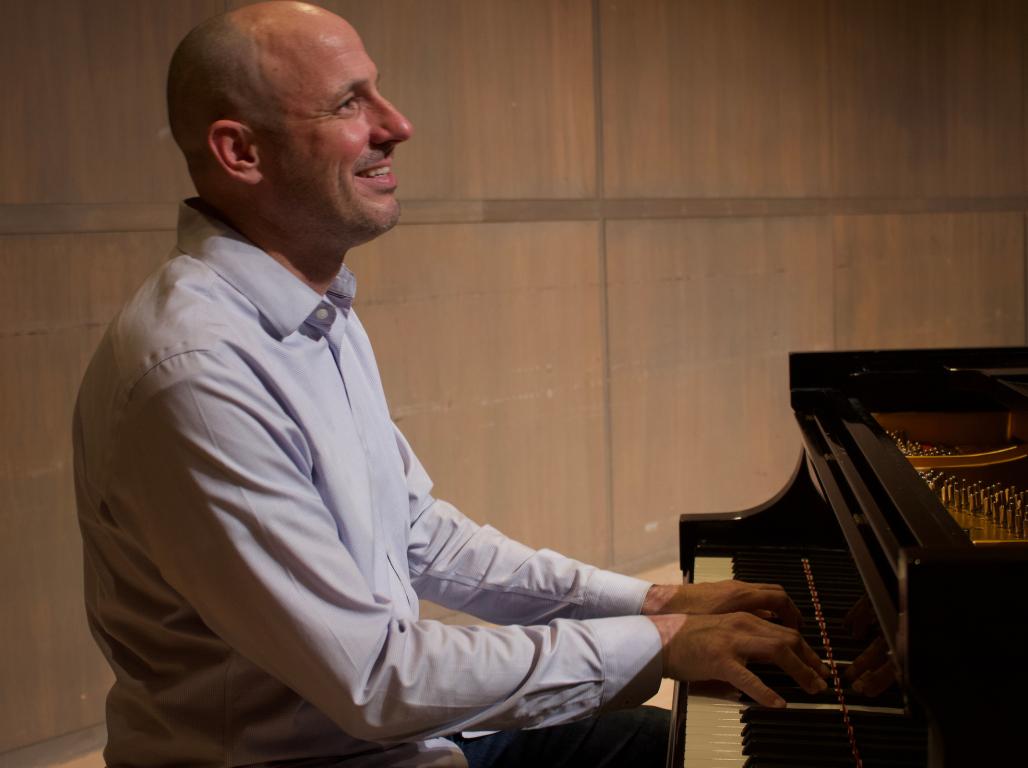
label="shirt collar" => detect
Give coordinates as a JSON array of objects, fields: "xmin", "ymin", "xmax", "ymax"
[{"xmin": 176, "ymin": 199, "xmax": 356, "ymax": 340}]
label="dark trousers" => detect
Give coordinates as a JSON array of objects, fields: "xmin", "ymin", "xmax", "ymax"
[{"xmin": 450, "ymin": 705, "xmax": 670, "ymax": 768}]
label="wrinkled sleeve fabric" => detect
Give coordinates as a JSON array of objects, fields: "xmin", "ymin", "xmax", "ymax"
[
  {"xmin": 108, "ymin": 348, "xmax": 662, "ymax": 745},
  {"xmin": 398, "ymin": 425, "xmax": 653, "ymax": 627}
]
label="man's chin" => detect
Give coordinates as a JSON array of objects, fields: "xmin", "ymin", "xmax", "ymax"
[
  {"xmin": 366, "ymin": 196, "xmax": 402, "ymax": 233},
  {"xmin": 341, "ymin": 200, "xmax": 402, "ymax": 248}
]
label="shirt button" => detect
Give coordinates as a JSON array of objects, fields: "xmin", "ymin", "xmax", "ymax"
[{"xmin": 315, "ymin": 307, "xmax": 330, "ymax": 321}]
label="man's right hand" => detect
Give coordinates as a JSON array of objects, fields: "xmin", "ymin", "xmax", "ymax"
[{"xmin": 649, "ymin": 612, "xmax": 829, "ymax": 708}]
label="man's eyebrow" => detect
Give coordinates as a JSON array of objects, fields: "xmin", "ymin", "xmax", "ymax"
[{"xmin": 330, "ymin": 73, "xmax": 382, "ymax": 103}]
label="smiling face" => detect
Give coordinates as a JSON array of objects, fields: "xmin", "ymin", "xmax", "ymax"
[{"xmin": 249, "ymin": 5, "xmax": 413, "ymax": 252}]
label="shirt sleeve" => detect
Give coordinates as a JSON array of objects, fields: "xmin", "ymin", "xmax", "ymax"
[
  {"xmin": 394, "ymin": 427, "xmax": 656, "ymax": 627},
  {"xmin": 107, "ymin": 349, "xmax": 663, "ymax": 744}
]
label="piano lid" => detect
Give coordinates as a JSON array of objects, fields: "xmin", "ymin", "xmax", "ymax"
[
  {"xmin": 673, "ymin": 348, "xmax": 1028, "ymax": 767},
  {"xmin": 791, "ymin": 347, "xmax": 1028, "ymax": 548}
]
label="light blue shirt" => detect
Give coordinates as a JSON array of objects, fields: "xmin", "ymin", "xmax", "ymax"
[{"xmin": 73, "ymin": 201, "xmax": 663, "ymax": 767}]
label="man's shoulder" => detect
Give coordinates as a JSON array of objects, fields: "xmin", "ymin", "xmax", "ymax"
[
  {"xmin": 101, "ymin": 253, "xmax": 255, "ymax": 397},
  {"xmin": 74, "ymin": 253, "xmax": 256, "ymax": 496}
]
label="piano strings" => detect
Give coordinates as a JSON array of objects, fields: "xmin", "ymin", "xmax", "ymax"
[
  {"xmin": 920, "ymin": 470, "xmax": 1024, "ymax": 541},
  {"xmin": 883, "ymin": 427, "xmax": 1027, "ymax": 543}
]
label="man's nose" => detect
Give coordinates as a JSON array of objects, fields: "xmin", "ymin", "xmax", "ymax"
[{"xmin": 372, "ymin": 98, "xmax": 413, "ymax": 145}]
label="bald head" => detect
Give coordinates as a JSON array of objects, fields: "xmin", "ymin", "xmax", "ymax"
[
  {"xmin": 165, "ymin": 1, "xmax": 412, "ymax": 283},
  {"xmin": 167, "ymin": 13, "xmax": 253, "ymax": 169},
  {"xmin": 166, "ymin": 2, "xmax": 351, "ymax": 172}
]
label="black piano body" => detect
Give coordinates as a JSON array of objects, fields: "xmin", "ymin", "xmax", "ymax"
[{"xmin": 671, "ymin": 348, "xmax": 1028, "ymax": 767}]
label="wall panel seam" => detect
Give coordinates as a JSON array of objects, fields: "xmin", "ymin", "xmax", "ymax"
[
  {"xmin": 826, "ymin": 0, "xmax": 837, "ymax": 196},
  {"xmin": 591, "ymin": 0, "xmax": 616, "ymax": 570},
  {"xmin": 7, "ymin": 199, "xmax": 1028, "ymax": 236}
]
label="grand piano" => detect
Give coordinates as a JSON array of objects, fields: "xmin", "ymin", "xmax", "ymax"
[{"xmin": 667, "ymin": 348, "xmax": 1028, "ymax": 767}]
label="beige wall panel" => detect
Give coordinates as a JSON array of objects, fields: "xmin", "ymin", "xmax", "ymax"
[
  {"xmin": 600, "ymin": 0, "xmax": 830, "ymax": 199},
  {"xmin": 0, "ymin": 329, "xmax": 113, "ymax": 752},
  {"xmin": 346, "ymin": 221, "xmax": 609, "ymax": 566},
  {"xmin": 0, "ymin": 231, "xmax": 173, "ymax": 750},
  {"xmin": 606, "ymin": 217, "xmax": 834, "ymax": 566},
  {"xmin": 0, "ymin": 231, "xmax": 174, "ymax": 335},
  {"xmin": 834, "ymin": 213, "xmax": 1025, "ymax": 350},
  {"xmin": 0, "ymin": 1, "xmax": 218, "ymax": 205},
  {"xmin": 230, "ymin": 0, "xmax": 597, "ymax": 200},
  {"xmin": 830, "ymin": 0, "xmax": 1024, "ymax": 197}
]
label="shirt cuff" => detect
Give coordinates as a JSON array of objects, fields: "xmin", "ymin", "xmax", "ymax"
[
  {"xmin": 586, "ymin": 615, "xmax": 663, "ymax": 712},
  {"xmin": 582, "ymin": 569, "xmax": 654, "ymax": 618}
]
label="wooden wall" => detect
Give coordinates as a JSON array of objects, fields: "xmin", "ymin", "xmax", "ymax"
[{"xmin": 1, "ymin": 0, "xmax": 1025, "ymax": 755}]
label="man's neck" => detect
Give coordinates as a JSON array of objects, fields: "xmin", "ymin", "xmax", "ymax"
[{"xmin": 192, "ymin": 198, "xmax": 346, "ymax": 295}]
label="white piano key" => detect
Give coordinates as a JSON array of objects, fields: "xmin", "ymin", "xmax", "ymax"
[{"xmin": 682, "ymin": 557, "xmax": 745, "ymax": 767}]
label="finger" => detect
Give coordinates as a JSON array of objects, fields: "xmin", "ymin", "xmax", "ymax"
[
  {"xmin": 843, "ymin": 637, "xmax": 887, "ymax": 682},
  {"xmin": 852, "ymin": 663, "xmax": 896, "ymax": 697},
  {"xmin": 741, "ymin": 618, "xmax": 828, "ymax": 678},
  {"xmin": 731, "ymin": 624, "xmax": 827, "ymax": 694},
  {"xmin": 765, "ymin": 641, "xmax": 829, "ymax": 695},
  {"xmin": 735, "ymin": 589, "xmax": 804, "ymax": 629},
  {"xmin": 796, "ymin": 637, "xmax": 830, "ymax": 678},
  {"xmin": 724, "ymin": 662, "xmax": 786, "ymax": 709},
  {"xmin": 844, "ymin": 596, "xmax": 876, "ymax": 639},
  {"xmin": 739, "ymin": 581, "xmax": 791, "ymax": 592},
  {"xmin": 843, "ymin": 602, "xmax": 859, "ymax": 633},
  {"xmin": 760, "ymin": 586, "xmax": 803, "ymax": 628}
]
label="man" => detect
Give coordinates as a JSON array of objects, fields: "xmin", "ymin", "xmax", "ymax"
[{"xmin": 73, "ymin": 3, "xmax": 827, "ymax": 766}]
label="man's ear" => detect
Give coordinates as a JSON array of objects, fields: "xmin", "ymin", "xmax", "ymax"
[{"xmin": 207, "ymin": 120, "xmax": 263, "ymax": 185}]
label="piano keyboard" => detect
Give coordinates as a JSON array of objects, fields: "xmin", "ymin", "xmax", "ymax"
[
  {"xmin": 681, "ymin": 557, "xmax": 745, "ymax": 767},
  {"xmin": 679, "ymin": 553, "xmax": 927, "ymax": 767}
]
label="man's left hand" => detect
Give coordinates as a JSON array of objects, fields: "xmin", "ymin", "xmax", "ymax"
[{"xmin": 642, "ymin": 580, "xmax": 803, "ymax": 629}]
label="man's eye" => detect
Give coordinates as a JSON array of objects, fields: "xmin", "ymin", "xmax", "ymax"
[{"xmin": 339, "ymin": 96, "xmax": 359, "ymax": 112}]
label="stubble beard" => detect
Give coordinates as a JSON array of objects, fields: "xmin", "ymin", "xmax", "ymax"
[
  {"xmin": 285, "ymin": 174, "xmax": 402, "ymax": 259},
  {"xmin": 322, "ymin": 194, "xmax": 400, "ymax": 253}
]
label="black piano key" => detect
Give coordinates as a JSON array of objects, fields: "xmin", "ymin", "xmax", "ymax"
[
  {"xmin": 729, "ymin": 551, "xmax": 887, "ymax": 676},
  {"xmin": 743, "ymin": 718, "xmax": 924, "ymax": 748},
  {"xmin": 743, "ymin": 665, "xmax": 904, "ymax": 708},
  {"xmin": 689, "ymin": 547, "xmax": 928, "ymax": 768},
  {"xmin": 741, "ymin": 708, "xmax": 926, "ymax": 767}
]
